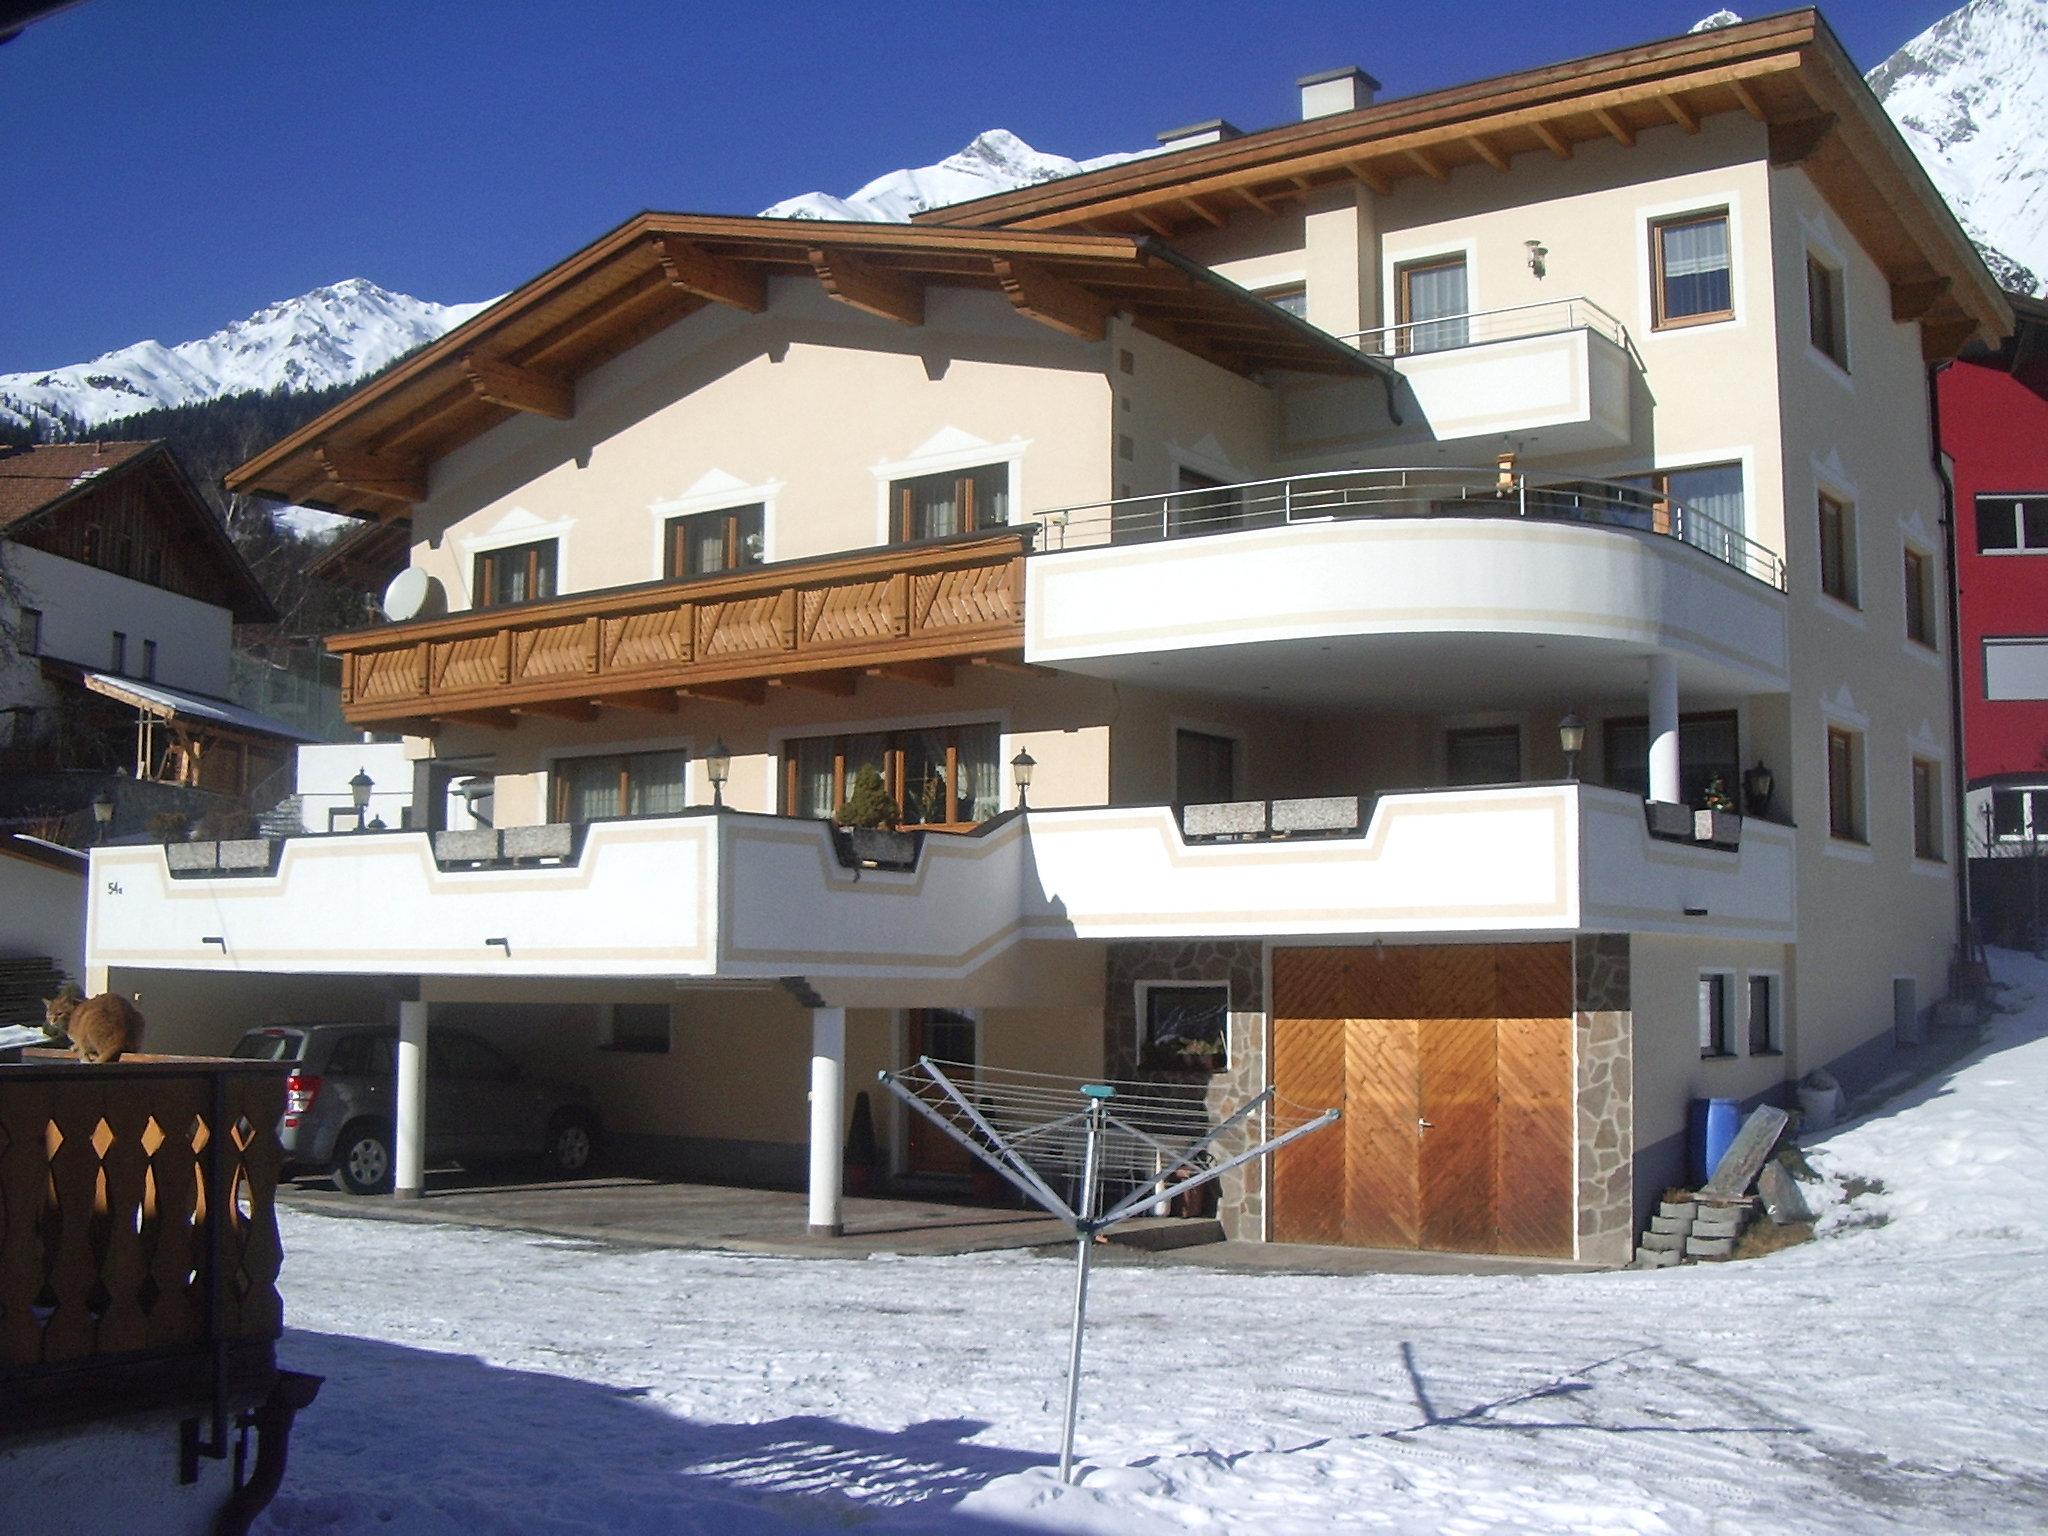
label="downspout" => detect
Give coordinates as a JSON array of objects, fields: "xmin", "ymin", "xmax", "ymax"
[
  {"xmin": 213, "ymin": 1371, "xmax": 323, "ymax": 1536},
  {"xmin": 1927, "ymin": 358, "xmax": 1972, "ymax": 950}
]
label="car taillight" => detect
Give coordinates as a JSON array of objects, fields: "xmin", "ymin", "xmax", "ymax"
[{"xmin": 285, "ymin": 1071, "xmax": 322, "ymax": 1115}]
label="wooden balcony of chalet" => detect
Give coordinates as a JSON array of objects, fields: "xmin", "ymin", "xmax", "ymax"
[{"xmin": 327, "ymin": 526, "xmax": 1032, "ymax": 732}]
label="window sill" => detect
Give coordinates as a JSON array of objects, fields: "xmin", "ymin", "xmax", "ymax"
[
  {"xmin": 1904, "ymin": 638, "xmax": 1941, "ymax": 663},
  {"xmin": 1699, "ymin": 1051, "xmax": 1740, "ymax": 1061},
  {"xmin": 1747, "ymin": 1049, "xmax": 1784, "ymax": 1059},
  {"xmin": 1651, "ymin": 310, "xmax": 1736, "ymax": 333},
  {"xmin": 1819, "ymin": 592, "xmax": 1866, "ymax": 626},
  {"xmin": 1808, "ymin": 345, "xmax": 1853, "ymax": 386},
  {"xmin": 1823, "ymin": 837, "xmax": 1874, "ymax": 863}
]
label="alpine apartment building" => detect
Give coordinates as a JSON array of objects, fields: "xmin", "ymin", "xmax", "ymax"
[{"xmin": 86, "ymin": 11, "xmax": 2008, "ymax": 1264}]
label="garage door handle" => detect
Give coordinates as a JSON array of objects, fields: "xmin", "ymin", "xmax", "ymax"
[{"xmin": 1418, "ymin": 1118, "xmax": 1434, "ymax": 1130}]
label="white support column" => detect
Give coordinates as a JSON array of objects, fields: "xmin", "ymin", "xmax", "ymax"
[
  {"xmin": 395, "ymin": 999, "xmax": 429, "ymax": 1199},
  {"xmin": 808, "ymin": 1006, "xmax": 847, "ymax": 1237},
  {"xmin": 1648, "ymin": 654, "xmax": 1681, "ymax": 804}
]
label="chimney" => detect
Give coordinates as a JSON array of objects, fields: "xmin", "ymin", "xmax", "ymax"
[
  {"xmin": 1156, "ymin": 118, "xmax": 1243, "ymax": 150},
  {"xmin": 1297, "ymin": 66, "xmax": 1379, "ymax": 120}
]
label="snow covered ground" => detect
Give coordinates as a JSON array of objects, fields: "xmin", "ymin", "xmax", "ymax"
[{"xmin": 202, "ymin": 955, "xmax": 2048, "ymax": 1531}]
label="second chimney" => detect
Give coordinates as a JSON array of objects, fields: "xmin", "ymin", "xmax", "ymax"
[{"xmin": 1297, "ymin": 66, "xmax": 1379, "ymax": 120}]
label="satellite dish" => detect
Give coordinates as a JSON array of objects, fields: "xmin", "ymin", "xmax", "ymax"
[{"xmin": 381, "ymin": 567, "xmax": 442, "ymax": 622}]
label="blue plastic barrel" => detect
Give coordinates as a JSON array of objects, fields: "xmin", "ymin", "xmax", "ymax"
[{"xmin": 1688, "ymin": 1097, "xmax": 1741, "ymax": 1186}]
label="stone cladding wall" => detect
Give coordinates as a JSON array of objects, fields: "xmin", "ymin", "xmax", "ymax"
[{"xmin": 1574, "ymin": 933, "xmax": 1636, "ymax": 1267}]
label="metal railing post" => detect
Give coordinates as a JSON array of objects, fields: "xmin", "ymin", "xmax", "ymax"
[{"xmin": 1059, "ymin": 1088, "xmax": 1109, "ymax": 1485}]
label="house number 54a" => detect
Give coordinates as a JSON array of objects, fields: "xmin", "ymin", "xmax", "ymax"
[{"xmin": 105, "ymin": 881, "xmax": 123, "ymax": 895}]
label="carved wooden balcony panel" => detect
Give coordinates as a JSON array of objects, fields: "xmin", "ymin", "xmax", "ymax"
[{"xmin": 329, "ymin": 529, "xmax": 1030, "ymax": 727}]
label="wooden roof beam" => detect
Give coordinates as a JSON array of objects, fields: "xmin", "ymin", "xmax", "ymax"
[
  {"xmin": 1233, "ymin": 185, "xmax": 1276, "ymax": 216},
  {"xmin": 428, "ymin": 708, "xmax": 517, "ymax": 731},
  {"xmin": 1659, "ymin": 91, "xmax": 1701, "ymax": 134},
  {"xmin": 808, "ymin": 247, "xmax": 924, "ymax": 326},
  {"xmin": 1406, "ymin": 147, "xmax": 1449, "ymax": 182},
  {"xmin": 1467, "ymin": 134, "xmax": 1509, "ymax": 172},
  {"xmin": 1593, "ymin": 108, "xmax": 1635, "ymax": 147},
  {"xmin": 1768, "ymin": 113, "xmax": 1837, "ymax": 166},
  {"xmin": 511, "ymin": 699, "xmax": 599, "ymax": 723},
  {"xmin": 600, "ymin": 688, "xmax": 681, "ymax": 714},
  {"xmin": 1180, "ymin": 196, "xmax": 1228, "ymax": 228},
  {"xmin": 1892, "ymin": 276, "xmax": 1953, "ymax": 324},
  {"xmin": 1132, "ymin": 207, "xmax": 1179, "ymax": 238},
  {"xmin": 865, "ymin": 659, "xmax": 955, "ymax": 689},
  {"xmin": 657, "ymin": 236, "xmax": 768, "ymax": 312},
  {"xmin": 1730, "ymin": 78, "xmax": 1768, "ymax": 120},
  {"xmin": 992, "ymin": 257, "xmax": 1113, "ymax": 341},
  {"xmin": 1345, "ymin": 159, "xmax": 1392, "ymax": 196},
  {"xmin": 1531, "ymin": 120, "xmax": 1573, "ymax": 160},
  {"xmin": 462, "ymin": 355, "xmax": 573, "ymax": 420},
  {"xmin": 317, "ymin": 446, "xmax": 427, "ymax": 504},
  {"xmin": 678, "ymin": 679, "xmax": 768, "ymax": 706},
  {"xmin": 769, "ymin": 671, "xmax": 857, "ymax": 697}
]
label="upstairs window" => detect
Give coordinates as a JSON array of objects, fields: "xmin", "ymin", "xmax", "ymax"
[
  {"xmin": 110, "ymin": 630, "xmax": 126, "ymax": 674},
  {"xmin": 475, "ymin": 539, "xmax": 557, "ymax": 607},
  {"xmin": 140, "ymin": 639, "xmax": 157, "ymax": 681},
  {"xmin": 1904, "ymin": 547, "xmax": 1935, "ymax": 647},
  {"xmin": 1698, "ymin": 972, "xmax": 1734, "ymax": 1058},
  {"xmin": 1651, "ymin": 211, "xmax": 1733, "ymax": 328},
  {"xmin": 1446, "ymin": 725, "xmax": 1521, "ymax": 787},
  {"xmin": 1258, "ymin": 283, "xmax": 1309, "ymax": 320},
  {"xmin": 1818, "ymin": 492, "xmax": 1858, "ymax": 606},
  {"xmin": 552, "ymin": 749, "xmax": 688, "ymax": 823},
  {"xmin": 1827, "ymin": 726, "xmax": 1864, "ymax": 843},
  {"xmin": 890, "ymin": 464, "xmax": 1008, "ymax": 544},
  {"xmin": 667, "ymin": 504, "xmax": 764, "ymax": 578},
  {"xmin": 1991, "ymin": 788, "xmax": 2048, "ymax": 842},
  {"xmin": 1912, "ymin": 758, "xmax": 1944, "ymax": 862},
  {"xmin": 1976, "ymin": 494, "xmax": 2048, "ymax": 554},
  {"xmin": 1395, "ymin": 255, "xmax": 1469, "ymax": 353},
  {"xmin": 785, "ymin": 722, "xmax": 1002, "ymax": 827},
  {"xmin": 1807, "ymin": 253, "xmax": 1848, "ymax": 369}
]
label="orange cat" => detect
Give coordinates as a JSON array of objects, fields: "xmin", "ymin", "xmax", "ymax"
[{"xmin": 43, "ymin": 989, "xmax": 146, "ymax": 1063}]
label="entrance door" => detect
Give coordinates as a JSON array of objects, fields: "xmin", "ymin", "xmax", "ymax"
[
  {"xmin": 905, "ymin": 1009, "xmax": 977, "ymax": 1175},
  {"xmin": 1271, "ymin": 943, "xmax": 1573, "ymax": 1257}
]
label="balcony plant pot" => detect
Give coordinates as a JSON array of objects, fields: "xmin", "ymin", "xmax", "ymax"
[
  {"xmin": 835, "ymin": 827, "xmax": 919, "ymax": 869},
  {"xmin": 1645, "ymin": 800, "xmax": 1694, "ymax": 841}
]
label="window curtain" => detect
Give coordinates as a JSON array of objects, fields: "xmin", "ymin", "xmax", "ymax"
[
  {"xmin": 1404, "ymin": 261, "xmax": 1469, "ymax": 352},
  {"xmin": 564, "ymin": 757, "xmax": 622, "ymax": 822},
  {"xmin": 627, "ymin": 751, "xmax": 688, "ymax": 816},
  {"xmin": 957, "ymin": 724, "xmax": 1002, "ymax": 821},
  {"xmin": 792, "ymin": 737, "xmax": 836, "ymax": 819},
  {"xmin": 1662, "ymin": 218, "xmax": 1731, "ymax": 316}
]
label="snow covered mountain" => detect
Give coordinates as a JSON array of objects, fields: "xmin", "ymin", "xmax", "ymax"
[
  {"xmin": 761, "ymin": 127, "xmax": 1146, "ymax": 222},
  {"xmin": 1868, "ymin": 0, "xmax": 2048, "ymax": 295},
  {"xmin": 0, "ymin": 280, "xmax": 493, "ymax": 434}
]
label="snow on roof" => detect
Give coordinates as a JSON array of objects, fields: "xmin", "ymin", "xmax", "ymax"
[{"xmin": 79, "ymin": 670, "xmax": 325, "ymax": 744}]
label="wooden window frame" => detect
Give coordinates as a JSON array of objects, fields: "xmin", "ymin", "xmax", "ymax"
[
  {"xmin": 550, "ymin": 748, "xmax": 688, "ymax": 824},
  {"xmin": 473, "ymin": 538, "xmax": 558, "ymax": 609},
  {"xmin": 665, "ymin": 504, "xmax": 764, "ymax": 579},
  {"xmin": 1911, "ymin": 757, "xmax": 1944, "ymax": 862},
  {"xmin": 889, "ymin": 464, "xmax": 1009, "ymax": 546},
  {"xmin": 781, "ymin": 722, "xmax": 999, "ymax": 830},
  {"xmin": 1903, "ymin": 547, "xmax": 1935, "ymax": 647},
  {"xmin": 1818, "ymin": 491, "xmax": 1858, "ymax": 607},
  {"xmin": 1393, "ymin": 254, "xmax": 1469, "ymax": 354},
  {"xmin": 1698, "ymin": 970, "xmax": 1736, "ymax": 1059},
  {"xmin": 1827, "ymin": 726, "xmax": 1864, "ymax": 843},
  {"xmin": 1806, "ymin": 252, "xmax": 1848, "ymax": 370},
  {"xmin": 1257, "ymin": 282, "xmax": 1309, "ymax": 319},
  {"xmin": 1649, "ymin": 210, "xmax": 1734, "ymax": 330}
]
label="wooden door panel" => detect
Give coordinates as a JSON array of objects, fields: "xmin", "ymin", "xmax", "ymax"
[
  {"xmin": 1271, "ymin": 949, "xmax": 1351, "ymax": 1245},
  {"xmin": 1495, "ymin": 1014, "xmax": 1575, "ymax": 1258},
  {"xmin": 1419, "ymin": 1012, "xmax": 1499, "ymax": 1252},
  {"xmin": 1342, "ymin": 1015, "xmax": 1420, "ymax": 1247}
]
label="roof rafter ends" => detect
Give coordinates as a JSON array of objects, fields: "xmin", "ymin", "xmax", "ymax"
[
  {"xmin": 992, "ymin": 257, "xmax": 1114, "ymax": 340},
  {"xmin": 657, "ymin": 235, "xmax": 769, "ymax": 312},
  {"xmin": 463, "ymin": 355, "xmax": 574, "ymax": 420}
]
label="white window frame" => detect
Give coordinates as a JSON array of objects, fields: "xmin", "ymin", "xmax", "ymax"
[
  {"xmin": 1974, "ymin": 493, "xmax": 2048, "ymax": 556},
  {"xmin": 870, "ymin": 432, "xmax": 1029, "ymax": 547},
  {"xmin": 647, "ymin": 471, "xmax": 783, "ymax": 576},
  {"xmin": 1134, "ymin": 980, "xmax": 1232, "ymax": 1069},
  {"xmin": 1744, "ymin": 970, "xmax": 1783, "ymax": 1056},
  {"xmin": 457, "ymin": 508, "xmax": 575, "ymax": 607},
  {"xmin": 1698, "ymin": 969, "xmax": 1736, "ymax": 1059}
]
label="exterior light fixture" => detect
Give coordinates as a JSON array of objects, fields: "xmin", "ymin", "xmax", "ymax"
[
  {"xmin": 1742, "ymin": 761, "xmax": 1775, "ymax": 817},
  {"xmin": 1558, "ymin": 712, "xmax": 1586, "ymax": 781},
  {"xmin": 706, "ymin": 739, "xmax": 732, "ymax": 807},
  {"xmin": 349, "ymin": 768, "xmax": 373, "ymax": 830},
  {"xmin": 90, "ymin": 787, "xmax": 115, "ymax": 838},
  {"xmin": 1525, "ymin": 239, "xmax": 1548, "ymax": 277},
  {"xmin": 1011, "ymin": 747, "xmax": 1037, "ymax": 809}
]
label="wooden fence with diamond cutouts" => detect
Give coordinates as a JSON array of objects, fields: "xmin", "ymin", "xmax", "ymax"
[{"xmin": 0, "ymin": 1055, "xmax": 288, "ymax": 1437}]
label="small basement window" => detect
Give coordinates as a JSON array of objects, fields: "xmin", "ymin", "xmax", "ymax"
[{"xmin": 1139, "ymin": 982, "xmax": 1229, "ymax": 1072}]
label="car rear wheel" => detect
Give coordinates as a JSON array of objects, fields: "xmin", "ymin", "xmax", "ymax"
[
  {"xmin": 545, "ymin": 1112, "xmax": 597, "ymax": 1175},
  {"xmin": 333, "ymin": 1121, "xmax": 394, "ymax": 1195}
]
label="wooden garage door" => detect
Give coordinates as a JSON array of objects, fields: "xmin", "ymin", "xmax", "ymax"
[{"xmin": 1271, "ymin": 943, "xmax": 1573, "ymax": 1257}]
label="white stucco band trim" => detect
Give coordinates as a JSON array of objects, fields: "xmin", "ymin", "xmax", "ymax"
[{"xmin": 870, "ymin": 428, "xmax": 1032, "ymax": 545}]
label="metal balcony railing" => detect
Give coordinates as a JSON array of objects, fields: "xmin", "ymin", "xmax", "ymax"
[
  {"xmin": 1029, "ymin": 467, "xmax": 1786, "ymax": 589},
  {"xmin": 1342, "ymin": 296, "xmax": 1629, "ymax": 357}
]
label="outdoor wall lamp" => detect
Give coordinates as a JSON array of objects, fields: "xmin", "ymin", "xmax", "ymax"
[
  {"xmin": 349, "ymin": 768, "xmax": 373, "ymax": 830},
  {"xmin": 90, "ymin": 787, "xmax": 114, "ymax": 838},
  {"xmin": 1743, "ymin": 761, "xmax": 1775, "ymax": 817},
  {"xmin": 1558, "ymin": 712, "xmax": 1586, "ymax": 780},
  {"xmin": 706, "ymin": 738, "xmax": 732, "ymax": 807},
  {"xmin": 1011, "ymin": 747, "xmax": 1037, "ymax": 809},
  {"xmin": 1525, "ymin": 239, "xmax": 1548, "ymax": 277}
]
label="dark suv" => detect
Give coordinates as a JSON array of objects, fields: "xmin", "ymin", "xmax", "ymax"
[{"xmin": 231, "ymin": 1022, "xmax": 601, "ymax": 1194}]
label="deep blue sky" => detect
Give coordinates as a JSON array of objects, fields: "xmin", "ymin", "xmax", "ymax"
[{"xmin": 0, "ymin": 0, "xmax": 1954, "ymax": 370}]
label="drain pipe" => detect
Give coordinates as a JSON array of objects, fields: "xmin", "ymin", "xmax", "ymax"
[
  {"xmin": 1927, "ymin": 358, "xmax": 1972, "ymax": 952},
  {"xmin": 214, "ymin": 1371, "xmax": 323, "ymax": 1536}
]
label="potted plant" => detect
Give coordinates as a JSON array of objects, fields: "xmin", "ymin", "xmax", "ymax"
[
  {"xmin": 834, "ymin": 764, "xmax": 919, "ymax": 868},
  {"xmin": 1694, "ymin": 776, "xmax": 1744, "ymax": 848}
]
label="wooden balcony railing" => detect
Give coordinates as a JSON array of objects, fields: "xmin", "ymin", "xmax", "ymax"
[
  {"xmin": 0, "ymin": 1056, "xmax": 286, "ymax": 1437},
  {"xmin": 327, "ymin": 527, "xmax": 1032, "ymax": 729}
]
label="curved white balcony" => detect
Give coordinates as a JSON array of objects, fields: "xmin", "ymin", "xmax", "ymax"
[{"xmin": 1024, "ymin": 469, "xmax": 1787, "ymax": 706}]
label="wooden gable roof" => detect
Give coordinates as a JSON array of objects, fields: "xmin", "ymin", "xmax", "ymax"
[
  {"xmin": 920, "ymin": 10, "xmax": 2010, "ymax": 362},
  {"xmin": 0, "ymin": 441, "xmax": 275, "ymax": 622},
  {"xmin": 225, "ymin": 217, "xmax": 1388, "ymax": 522}
]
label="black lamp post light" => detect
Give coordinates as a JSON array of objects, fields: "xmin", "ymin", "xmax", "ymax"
[
  {"xmin": 1558, "ymin": 712, "xmax": 1586, "ymax": 781},
  {"xmin": 1742, "ymin": 761, "xmax": 1775, "ymax": 817},
  {"xmin": 90, "ymin": 787, "xmax": 115, "ymax": 842},
  {"xmin": 1011, "ymin": 747, "xmax": 1036, "ymax": 810},
  {"xmin": 349, "ymin": 768, "xmax": 373, "ymax": 830},
  {"xmin": 706, "ymin": 739, "xmax": 732, "ymax": 807}
]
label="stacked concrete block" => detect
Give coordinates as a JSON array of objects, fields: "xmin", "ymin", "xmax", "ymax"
[
  {"xmin": 1634, "ymin": 1198, "xmax": 1695, "ymax": 1268},
  {"xmin": 1685, "ymin": 1201, "xmax": 1750, "ymax": 1260}
]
